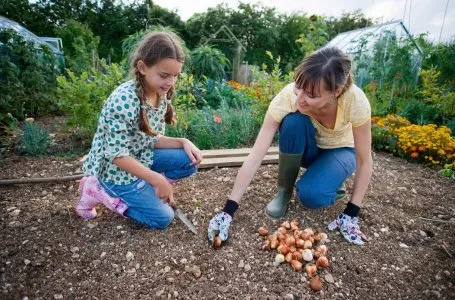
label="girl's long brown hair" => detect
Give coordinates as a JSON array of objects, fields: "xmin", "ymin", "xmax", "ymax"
[
  {"xmin": 294, "ymin": 47, "xmax": 353, "ymax": 99},
  {"xmin": 130, "ymin": 31, "xmax": 184, "ymax": 136}
]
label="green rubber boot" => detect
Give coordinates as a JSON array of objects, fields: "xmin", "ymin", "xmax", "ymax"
[
  {"xmin": 336, "ymin": 182, "xmax": 347, "ymax": 200},
  {"xmin": 265, "ymin": 152, "xmax": 303, "ymax": 218}
]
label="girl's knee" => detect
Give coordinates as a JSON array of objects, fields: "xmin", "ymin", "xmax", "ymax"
[
  {"xmin": 128, "ymin": 205, "xmax": 175, "ymax": 229},
  {"xmin": 187, "ymin": 165, "xmax": 198, "ymax": 177},
  {"xmin": 152, "ymin": 206, "xmax": 174, "ymax": 229}
]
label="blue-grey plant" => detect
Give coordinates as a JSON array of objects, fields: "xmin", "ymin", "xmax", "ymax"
[{"xmin": 19, "ymin": 121, "xmax": 49, "ymax": 156}]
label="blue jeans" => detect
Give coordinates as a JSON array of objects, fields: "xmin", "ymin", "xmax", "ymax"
[
  {"xmin": 100, "ymin": 148, "xmax": 197, "ymax": 229},
  {"xmin": 279, "ymin": 112, "xmax": 356, "ymax": 209}
]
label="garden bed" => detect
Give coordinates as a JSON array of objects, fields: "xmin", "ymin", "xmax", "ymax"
[{"xmin": 1, "ymin": 150, "xmax": 454, "ymax": 299}]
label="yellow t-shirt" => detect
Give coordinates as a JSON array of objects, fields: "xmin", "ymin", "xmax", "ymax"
[{"xmin": 267, "ymin": 82, "xmax": 371, "ymax": 149}]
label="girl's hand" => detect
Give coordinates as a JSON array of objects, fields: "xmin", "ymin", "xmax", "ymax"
[
  {"xmin": 182, "ymin": 139, "xmax": 203, "ymax": 167},
  {"xmin": 152, "ymin": 175, "xmax": 175, "ymax": 205}
]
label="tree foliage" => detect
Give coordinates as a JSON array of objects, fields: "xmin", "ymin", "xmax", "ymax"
[
  {"xmin": 326, "ymin": 11, "xmax": 373, "ymax": 39},
  {"xmin": 54, "ymin": 19, "xmax": 99, "ymax": 74},
  {"xmin": 1, "ymin": 1, "xmax": 375, "ymax": 70}
]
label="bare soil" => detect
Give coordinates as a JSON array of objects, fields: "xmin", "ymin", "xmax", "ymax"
[{"xmin": 1, "ymin": 146, "xmax": 455, "ymax": 299}]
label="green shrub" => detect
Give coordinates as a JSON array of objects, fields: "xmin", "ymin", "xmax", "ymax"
[
  {"xmin": 57, "ymin": 61, "xmax": 124, "ymax": 139},
  {"xmin": 174, "ymin": 73, "xmax": 207, "ymax": 109},
  {"xmin": 399, "ymin": 99, "xmax": 440, "ymax": 125},
  {"xmin": 19, "ymin": 121, "xmax": 49, "ymax": 156},
  {"xmin": 441, "ymin": 92, "xmax": 455, "ymax": 118},
  {"xmin": 0, "ymin": 29, "xmax": 59, "ymax": 125},
  {"xmin": 446, "ymin": 119, "xmax": 455, "ymax": 136}
]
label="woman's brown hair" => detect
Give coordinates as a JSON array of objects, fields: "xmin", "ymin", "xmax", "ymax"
[
  {"xmin": 130, "ymin": 31, "xmax": 184, "ymax": 136},
  {"xmin": 294, "ymin": 47, "xmax": 353, "ymax": 99}
]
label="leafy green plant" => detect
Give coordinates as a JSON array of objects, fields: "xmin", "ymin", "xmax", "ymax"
[
  {"xmin": 190, "ymin": 45, "xmax": 230, "ymax": 81},
  {"xmin": 439, "ymin": 163, "xmax": 455, "ymax": 180},
  {"xmin": 19, "ymin": 120, "xmax": 49, "ymax": 156},
  {"xmin": 57, "ymin": 61, "xmax": 124, "ymax": 139}
]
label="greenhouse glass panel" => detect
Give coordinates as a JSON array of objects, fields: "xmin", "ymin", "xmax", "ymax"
[{"xmin": 325, "ymin": 20, "xmax": 423, "ymax": 88}]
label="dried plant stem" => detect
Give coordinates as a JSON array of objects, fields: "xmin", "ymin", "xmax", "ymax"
[
  {"xmin": 441, "ymin": 242, "xmax": 452, "ymax": 258},
  {"xmin": 420, "ymin": 217, "xmax": 454, "ymax": 224}
]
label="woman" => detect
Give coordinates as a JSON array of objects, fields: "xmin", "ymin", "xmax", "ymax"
[{"xmin": 208, "ymin": 47, "xmax": 372, "ymax": 245}]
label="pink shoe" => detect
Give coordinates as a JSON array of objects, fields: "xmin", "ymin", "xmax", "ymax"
[
  {"xmin": 76, "ymin": 176, "xmax": 128, "ymax": 219},
  {"xmin": 76, "ymin": 176, "xmax": 100, "ymax": 219},
  {"xmin": 115, "ymin": 202, "xmax": 129, "ymax": 216}
]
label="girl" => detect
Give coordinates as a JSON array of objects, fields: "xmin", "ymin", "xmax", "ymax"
[
  {"xmin": 208, "ymin": 47, "xmax": 372, "ymax": 245},
  {"xmin": 76, "ymin": 31, "xmax": 203, "ymax": 229}
]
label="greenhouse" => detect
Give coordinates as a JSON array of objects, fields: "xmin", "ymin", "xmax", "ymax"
[
  {"xmin": 0, "ymin": 16, "xmax": 64, "ymax": 60},
  {"xmin": 326, "ymin": 20, "xmax": 423, "ymax": 88}
]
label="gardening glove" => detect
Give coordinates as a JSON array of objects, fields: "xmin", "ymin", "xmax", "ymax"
[
  {"xmin": 208, "ymin": 211, "xmax": 232, "ymax": 243},
  {"xmin": 207, "ymin": 199, "xmax": 239, "ymax": 244},
  {"xmin": 328, "ymin": 213, "xmax": 368, "ymax": 246}
]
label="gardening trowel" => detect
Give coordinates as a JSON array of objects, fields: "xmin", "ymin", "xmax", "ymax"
[{"xmin": 170, "ymin": 204, "xmax": 198, "ymax": 235}]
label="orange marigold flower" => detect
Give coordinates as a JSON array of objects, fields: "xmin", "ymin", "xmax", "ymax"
[{"xmin": 410, "ymin": 152, "xmax": 419, "ymax": 159}]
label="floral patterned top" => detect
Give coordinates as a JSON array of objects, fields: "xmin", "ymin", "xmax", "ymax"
[{"xmin": 82, "ymin": 80, "xmax": 168, "ymax": 185}]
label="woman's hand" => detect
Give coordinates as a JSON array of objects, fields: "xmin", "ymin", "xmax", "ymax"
[{"xmin": 182, "ymin": 139, "xmax": 203, "ymax": 167}]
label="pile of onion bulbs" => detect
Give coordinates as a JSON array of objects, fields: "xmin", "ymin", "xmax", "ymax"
[{"xmin": 258, "ymin": 220, "xmax": 329, "ymax": 292}]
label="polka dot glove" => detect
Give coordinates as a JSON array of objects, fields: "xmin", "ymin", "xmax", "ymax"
[{"xmin": 208, "ymin": 212, "xmax": 232, "ymax": 243}]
